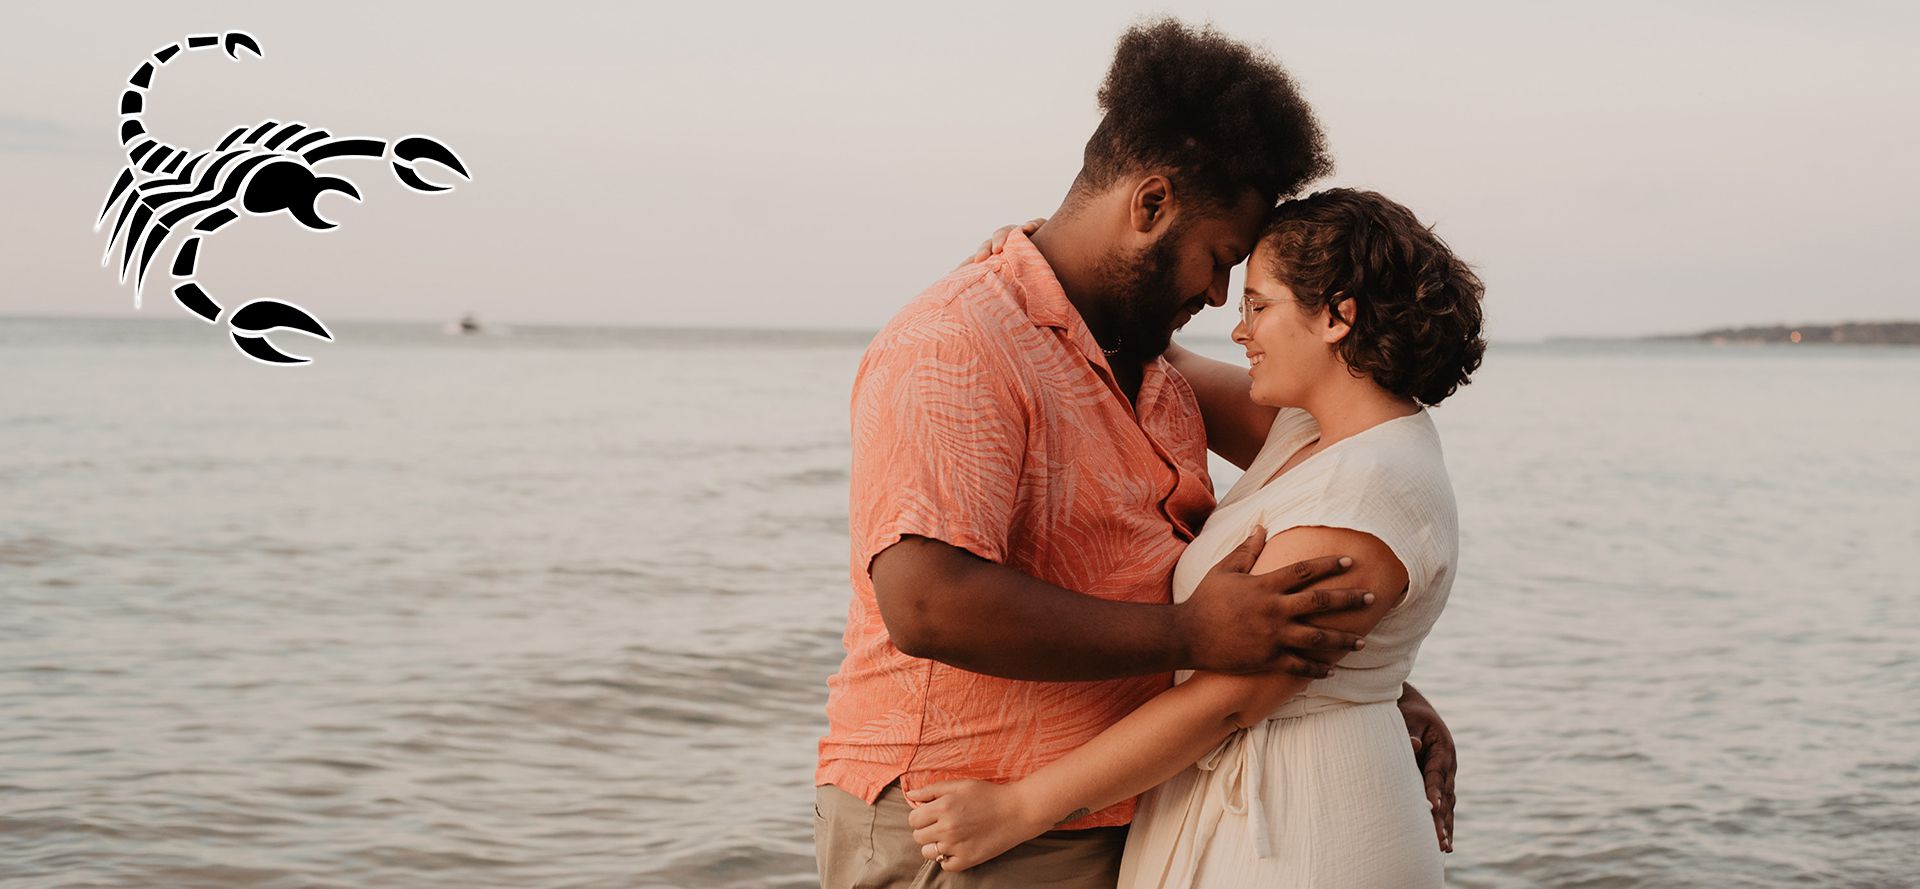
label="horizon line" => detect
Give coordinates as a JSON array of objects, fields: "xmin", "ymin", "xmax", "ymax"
[{"xmin": 6, "ymin": 310, "xmax": 1916, "ymax": 344}]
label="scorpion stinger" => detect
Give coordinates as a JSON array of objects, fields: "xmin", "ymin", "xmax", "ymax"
[{"xmin": 93, "ymin": 30, "xmax": 470, "ymax": 367}]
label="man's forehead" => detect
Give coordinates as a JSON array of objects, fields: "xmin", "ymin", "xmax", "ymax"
[
  {"xmin": 1193, "ymin": 192, "xmax": 1269, "ymax": 249},
  {"xmin": 1196, "ymin": 218, "xmax": 1259, "ymax": 259}
]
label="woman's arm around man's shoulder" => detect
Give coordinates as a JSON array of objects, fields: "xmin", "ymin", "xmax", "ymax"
[{"xmin": 1163, "ymin": 341, "xmax": 1279, "ymax": 471}]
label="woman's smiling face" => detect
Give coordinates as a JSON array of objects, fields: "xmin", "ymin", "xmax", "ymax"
[{"xmin": 1231, "ymin": 244, "xmax": 1340, "ymax": 408}]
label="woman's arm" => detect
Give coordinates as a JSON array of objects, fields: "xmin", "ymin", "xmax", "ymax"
[
  {"xmin": 905, "ymin": 525, "xmax": 1409, "ymax": 871},
  {"xmin": 1163, "ymin": 342, "xmax": 1279, "ymax": 470}
]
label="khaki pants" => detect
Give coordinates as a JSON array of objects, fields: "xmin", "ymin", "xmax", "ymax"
[{"xmin": 815, "ymin": 782, "xmax": 1125, "ymax": 889}]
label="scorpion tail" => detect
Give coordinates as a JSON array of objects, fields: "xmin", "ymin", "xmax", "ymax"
[
  {"xmin": 223, "ymin": 32, "xmax": 262, "ymax": 60},
  {"xmin": 121, "ymin": 32, "xmax": 264, "ymax": 170}
]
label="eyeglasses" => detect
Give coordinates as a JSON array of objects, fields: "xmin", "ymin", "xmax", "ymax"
[
  {"xmin": 1238, "ymin": 291, "xmax": 1348, "ymax": 328},
  {"xmin": 1238, "ymin": 296, "xmax": 1282, "ymax": 328}
]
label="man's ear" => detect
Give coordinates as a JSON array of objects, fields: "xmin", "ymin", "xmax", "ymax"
[
  {"xmin": 1127, "ymin": 175, "xmax": 1174, "ymax": 235},
  {"xmin": 1323, "ymin": 295, "xmax": 1355, "ymax": 344}
]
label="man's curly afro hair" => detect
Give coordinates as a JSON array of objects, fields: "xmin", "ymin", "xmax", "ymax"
[{"xmin": 1075, "ymin": 18, "xmax": 1332, "ymax": 213}]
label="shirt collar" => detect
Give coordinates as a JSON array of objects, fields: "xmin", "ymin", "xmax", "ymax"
[
  {"xmin": 997, "ymin": 229, "xmax": 1076, "ymax": 333},
  {"xmin": 999, "ymin": 229, "xmax": 1126, "ymax": 376},
  {"xmin": 998, "ymin": 229, "xmax": 1181, "ymax": 401}
]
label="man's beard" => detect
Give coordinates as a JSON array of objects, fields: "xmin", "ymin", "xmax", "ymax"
[{"xmin": 1095, "ymin": 232, "xmax": 1186, "ymax": 363}]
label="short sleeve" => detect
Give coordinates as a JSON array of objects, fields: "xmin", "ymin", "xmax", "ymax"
[
  {"xmin": 1256, "ymin": 452, "xmax": 1442, "ymax": 614},
  {"xmin": 849, "ymin": 318, "xmax": 1027, "ymax": 574}
]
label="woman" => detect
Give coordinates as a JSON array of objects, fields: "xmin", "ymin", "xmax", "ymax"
[{"xmin": 905, "ymin": 188, "xmax": 1485, "ymax": 888}]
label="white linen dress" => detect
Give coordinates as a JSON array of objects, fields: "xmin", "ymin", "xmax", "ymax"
[{"xmin": 1116, "ymin": 407, "xmax": 1456, "ymax": 889}]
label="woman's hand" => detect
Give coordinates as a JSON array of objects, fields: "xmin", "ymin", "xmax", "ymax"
[
  {"xmin": 957, "ymin": 217, "xmax": 1047, "ymax": 268},
  {"xmin": 904, "ymin": 778, "xmax": 1053, "ymax": 871}
]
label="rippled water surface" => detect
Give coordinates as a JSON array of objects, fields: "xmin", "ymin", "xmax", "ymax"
[{"xmin": 3, "ymin": 318, "xmax": 1916, "ymax": 888}]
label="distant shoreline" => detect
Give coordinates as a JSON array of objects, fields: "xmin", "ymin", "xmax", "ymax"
[{"xmin": 1645, "ymin": 321, "xmax": 1920, "ymax": 347}]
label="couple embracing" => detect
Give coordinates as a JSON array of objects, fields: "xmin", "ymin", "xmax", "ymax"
[{"xmin": 816, "ymin": 18, "xmax": 1485, "ymax": 889}]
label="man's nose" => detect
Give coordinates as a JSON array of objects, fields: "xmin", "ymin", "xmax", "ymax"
[{"xmin": 1207, "ymin": 269, "xmax": 1231, "ymax": 307}]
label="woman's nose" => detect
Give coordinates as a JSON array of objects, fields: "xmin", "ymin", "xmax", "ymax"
[{"xmin": 1231, "ymin": 318, "xmax": 1250, "ymax": 344}]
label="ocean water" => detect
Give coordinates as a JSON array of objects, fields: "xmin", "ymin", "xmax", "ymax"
[{"xmin": 2, "ymin": 317, "xmax": 1916, "ymax": 888}]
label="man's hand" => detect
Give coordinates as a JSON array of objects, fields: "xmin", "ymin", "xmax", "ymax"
[
  {"xmin": 1177, "ymin": 526, "xmax": 1374, "ymax": 676},
  {"xmin": 1397, "ymin": 683, "xmax": 1456, "ymax": 852}
]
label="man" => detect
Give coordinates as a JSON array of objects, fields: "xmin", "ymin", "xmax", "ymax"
[{"xmin": 817, "ymin": 19, "xmax": 1455, "ymax": 887}]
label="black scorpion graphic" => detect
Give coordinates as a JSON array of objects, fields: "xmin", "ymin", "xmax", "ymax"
[{"xmin": 94, "ymin": 31, "xmax": 471, "ymax": 365}]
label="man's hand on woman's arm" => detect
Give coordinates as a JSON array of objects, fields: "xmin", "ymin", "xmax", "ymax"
[
  {"xmin": 906, "ymin": 525, "xmax": 1407, "ymax": 872},
  {"xmin": 869, "ymin": 527, "xmax": 1373, "ymax": 682},
  {"xmin": 1397, "ymin": 682, "xmax": 1456, "ymax": 852}
]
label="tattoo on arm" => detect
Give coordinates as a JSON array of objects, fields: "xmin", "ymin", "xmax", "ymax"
[{"xmin": 1054, "ymin": 807, "xmax": 1091, "ymax": 827}]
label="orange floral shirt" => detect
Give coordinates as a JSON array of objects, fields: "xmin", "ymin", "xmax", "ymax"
[{"xmin": 818, "ymin": 231, "xmax": 1215, "ymax": 829}]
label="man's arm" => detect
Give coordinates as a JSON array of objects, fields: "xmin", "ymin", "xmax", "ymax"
[
  {"xmin": 853, "ymin": 311, "xmax": 1367, "ymax": 682},
  {"xmin": 902, "ymin": 526, "xmax": 1411, "ymax": 871},
  {"xmin": 870, "ymin": 529, "xmax": 1374, "ymax": 682}
]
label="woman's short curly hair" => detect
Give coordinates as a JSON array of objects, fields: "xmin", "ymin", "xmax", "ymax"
[
  {"xmin": 1077, "ymin": 17, "xmax": 1331, "ymax": 212},
  {"xmin": 1261, "ymin": 189, "xmax": 1486, "ymax": 405}
]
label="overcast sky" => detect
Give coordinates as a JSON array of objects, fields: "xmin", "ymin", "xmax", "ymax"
[{"xmin": 2, "ymin": 1, "xmax": 1915, "ymax": 342}]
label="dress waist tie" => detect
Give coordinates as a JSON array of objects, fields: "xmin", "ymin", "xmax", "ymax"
[{"xmin": 1168, "ymin": 723, "xmax": 1277, "ymax": 889}]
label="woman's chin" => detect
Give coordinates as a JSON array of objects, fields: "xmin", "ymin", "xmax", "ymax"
[{"xmin": 1246, "ymin": 381, "xmax": 1286, "ymax": 408}]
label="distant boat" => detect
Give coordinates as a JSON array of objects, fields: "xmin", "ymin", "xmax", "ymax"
[{"xmin": 444, "ymin": 312, "xmax": 484, "ymax": 336}]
